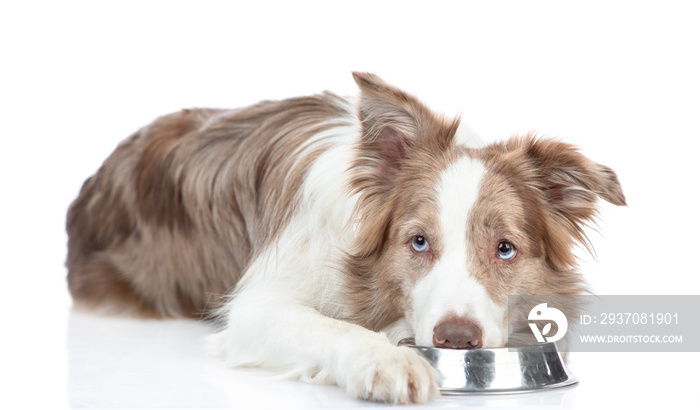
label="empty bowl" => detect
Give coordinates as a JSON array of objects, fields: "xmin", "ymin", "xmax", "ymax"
[{"xmin": 398, "ymin": 339, "xmax": 577, "ymax": 394}]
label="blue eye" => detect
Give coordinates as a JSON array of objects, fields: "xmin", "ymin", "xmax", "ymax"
[
  {"xmin": 497, "ymin": 241, "xmax": 517, "ymax": 261},
  {"xmin": 411, "ymin": 236, "xmax": 430, "ymax": 253}
]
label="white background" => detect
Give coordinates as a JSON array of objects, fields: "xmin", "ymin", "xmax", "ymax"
[{"xmin": 2, "ymin": 1, "xmax": 699, "ymax": 409}]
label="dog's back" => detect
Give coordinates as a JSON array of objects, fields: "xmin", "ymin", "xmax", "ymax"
[{"xmin": 66, "ymin": 93, "xmax": 352, "ymax": 318}]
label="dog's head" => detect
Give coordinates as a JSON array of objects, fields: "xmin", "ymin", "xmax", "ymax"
[{"xmin": 346, "ymin": 73, "xmax": 626, "ymax": 348}]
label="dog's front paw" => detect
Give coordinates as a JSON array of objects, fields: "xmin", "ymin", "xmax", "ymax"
[{"xmin": 345, "ymin": 345, "xmax": 440, "ymax": 404}]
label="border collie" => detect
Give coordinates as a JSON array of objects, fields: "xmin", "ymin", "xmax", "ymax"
[{"xmin": 66, "ymin": 73, "xmax": 625, "ymax": 404}]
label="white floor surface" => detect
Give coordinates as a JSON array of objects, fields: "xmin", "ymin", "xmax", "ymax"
[{"xmin": 5, "ymin": 304, "xmax": 697, "ymax": 409}]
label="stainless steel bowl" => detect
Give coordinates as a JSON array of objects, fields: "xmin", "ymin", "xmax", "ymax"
[{"xmin": 399, "ymin": 340, "xmax": 577, "ymax": 394}]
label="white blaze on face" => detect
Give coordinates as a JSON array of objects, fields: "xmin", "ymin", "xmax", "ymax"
[{"xmin": 410, "ymin": 156, "xmax": 506, "ymax": 347}]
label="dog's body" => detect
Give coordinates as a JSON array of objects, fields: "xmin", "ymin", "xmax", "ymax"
[{"xmin": 66, "ymin": 73, "xmax": 625, "ymax": 404}]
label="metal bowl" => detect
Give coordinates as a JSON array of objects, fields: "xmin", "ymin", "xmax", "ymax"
[{"xmin": 399, "ymin": 340, "xmax": 577, "ymax": 394}]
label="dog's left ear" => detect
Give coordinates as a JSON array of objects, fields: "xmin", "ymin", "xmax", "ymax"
[
  {"xmin": 517, "ymin": 136, "xmax": 626, "ymax": 269},
  {"xmin": 524, "ymin": 137, "xmax": 626, "ymax": 210}
]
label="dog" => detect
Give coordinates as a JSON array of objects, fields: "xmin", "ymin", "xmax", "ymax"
[{"xmin": 66, "ymin": 72, "xmax": 625, "ymax": 404}]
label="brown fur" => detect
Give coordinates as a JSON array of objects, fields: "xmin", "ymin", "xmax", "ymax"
[
  {"xmin": 66, "ymin": 93, "xmax": 353, "ymax": 318},
  {"xmin": 66, "ymin": 73, "xmax": 625, "ymax": 336},
  {"xmin": 341, "ymin": 77, "xmax": 625, "ymax": 331},
  {"xmin": 343, "ymin": 73, "xmax": 462, "ymax": 330}
]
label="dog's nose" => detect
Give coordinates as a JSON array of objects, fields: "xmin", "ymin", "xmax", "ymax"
[{"xmin": 432, "ymin": 316, "xmax": 483, "ymax": 349}]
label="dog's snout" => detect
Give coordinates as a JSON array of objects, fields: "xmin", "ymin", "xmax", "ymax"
[{"xmin": 432, "ymin": 316, "xmax": 483, "ymax": 349}]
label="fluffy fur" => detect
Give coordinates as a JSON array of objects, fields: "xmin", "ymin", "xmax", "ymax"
[{"xmin": 66, "ymin": 73, "xmax": 625, "ymax": 404}]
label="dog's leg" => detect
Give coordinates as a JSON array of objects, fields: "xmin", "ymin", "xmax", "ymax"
[{"xmin": 211, "ymin": 287, "xmax": 440, "ymax": 404}]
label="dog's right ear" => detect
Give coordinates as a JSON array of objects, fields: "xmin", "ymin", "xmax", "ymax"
[
  {"xmin": 352, "ymin": 72, "xmax": 456, "ymax": 188},
  {"xmin": 350, "ymin": 73, "xmax": 458, "ymax": 257}
]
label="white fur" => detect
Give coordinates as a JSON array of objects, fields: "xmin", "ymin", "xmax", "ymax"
[
  {"xmin": 410, "ymin": 156, "xmax": 507, "ymax": 347},
  {"xmin": 212, "ymin": 117, "xmax": 440, "ymax": 404},
  {"xmin": 211, "ymin": 121, "xmax": 513, "ymax": 402}
]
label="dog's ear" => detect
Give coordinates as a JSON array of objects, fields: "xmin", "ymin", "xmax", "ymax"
[
  {"xmin": 349, "ymin": 73, "xmax": 458, "ymax": 258},
  {"xmin": 483, "ymin": 136, "xmax": 625, "ymax": 270},
  {"xmin": 515, "ymin": 136, "xmax": 626, "ymax": 269},
  {"xmin": 352, "ymin": 72, "xmax": 456, "ymax": 188},
  {"xmin": 524, "ymin": 136, "xmax": 626, "ymax": 210}
]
